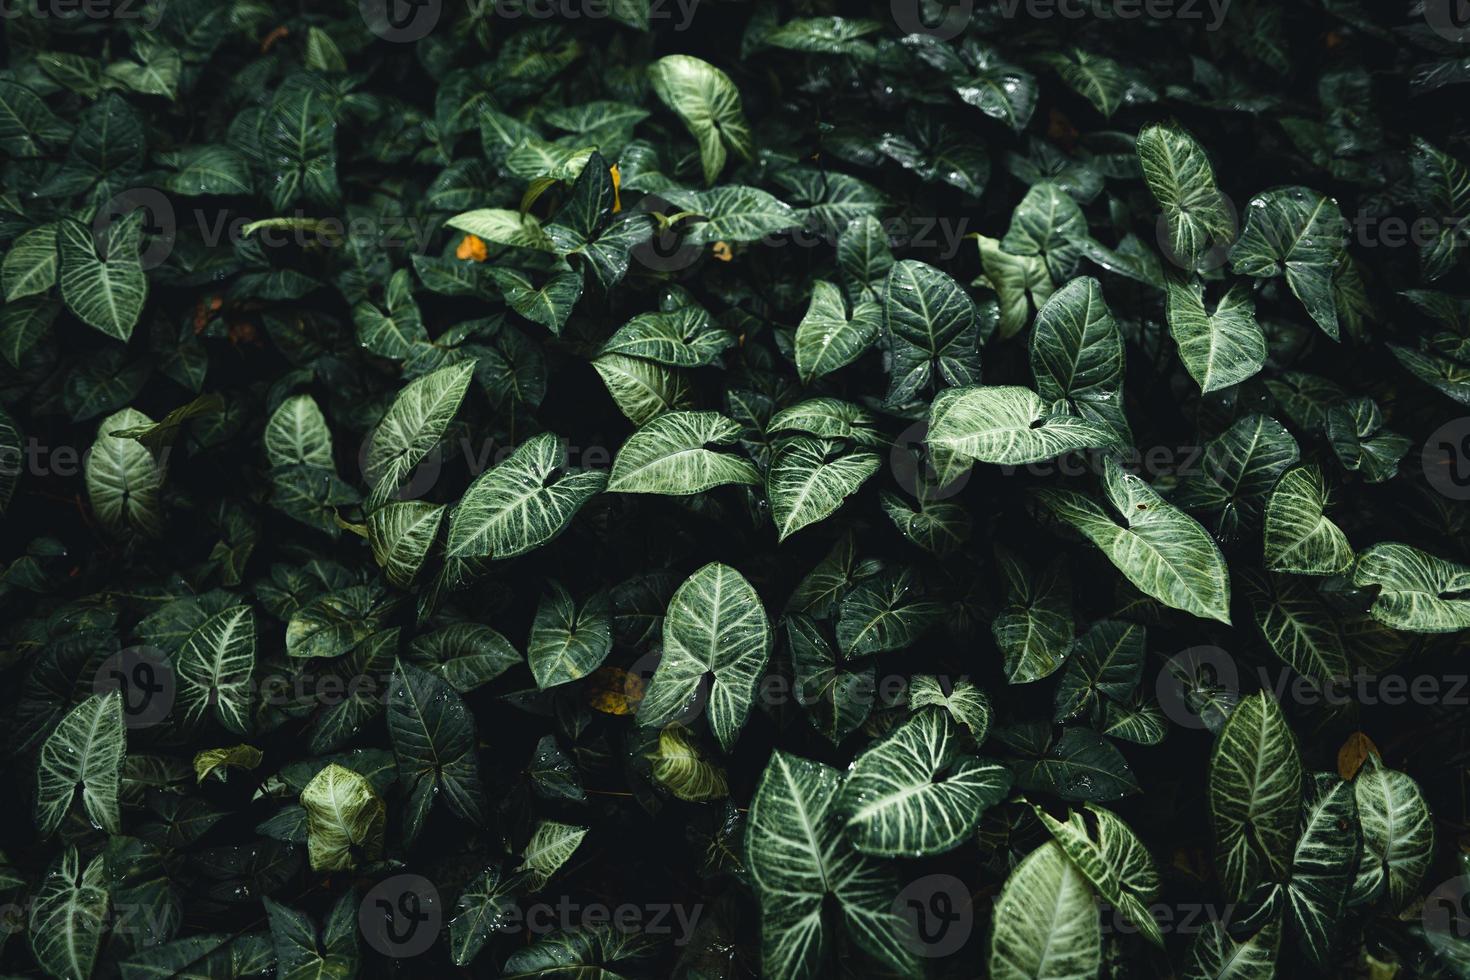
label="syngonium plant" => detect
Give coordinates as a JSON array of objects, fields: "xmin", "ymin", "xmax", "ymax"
[{"xmin": 0, "ymin": 0, "xmax": 1468, "ymax": 978}]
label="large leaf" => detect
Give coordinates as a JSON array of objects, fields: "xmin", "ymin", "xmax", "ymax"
[
  {"xmin": 989, "ymin": 841, "xmax": 1101, "ymax": 980},
  {"xmin": 364, "ymin": 361, "xmax": 475, "ymax": 511},
  {"xmin": 1037, "ymin": 457, "xmax": 1232, "ymax": 623},
  {"xmin": 1286, "ymin": 774, "xmax": 1359, "ymax": 967},
  {"xmin": 1209, "ymin": 692, "xmax": 1302, "ymax": 901},
  {"xmin": 1030, "ymin": 276, "xmax": 1130, "ymax": 445},
  {"xmin": 1136, "ymin": 123, "xmax": 1234, "ymax": 272},
  {"xmin": 30, "ymin": 847, "xmax": 109, "ymax": 980},
  {"xmin": 647, "ymin": 55, "xmax": 752, "ymax": 184},
  {"xmin": 837, "ymin": 708, "xmax": 1011, "ymax": 856},
  {"xmin": 1230, "ymin": 187, "xmax": 1347, "ymax": 339},
  {"xmin": 607, "ymin": 411, "xmax": 760, "ymax": 495},
  {"xmin": 1165, "ymin": 278, "xmax": 1266, "ymax": 393},
  {"xmin": 1351, "ymin": 542, "xmax": 1470, "ymax": 633},
  {"xmin": 59, "ymin": 212, "xmax": 147, "ymax": 340},
  {"xmin": 36, "ymin": 692, "xmax": 125, "ymax": 836},
  {"xmin": 795, "ymin": 280, "xmax": 881, "ymax": 384},
  {"xmin": 767, "ymin": 436, "xmax": 880, "ymax": 541},
  {"xmin": 528, "ymin": 583, "xmax": 612, "ymax": 689},
  {"xmin": 745, "ymin": 751, "xmax": 918, "ymax": 980},
  {"xmin": 446, "ymin": 432, "xmax": 607, "ymax": 559},
  {"xmin": 1354, "ymin": 757, "xmax": 1434, "ymax": 909},
  {"xmin": 927, "ymin": 385, "xmax": 1116, "ymax": 467},
  {"xmin": 1263, "ymin": 465, "xmax": 1353, "ymax": 575},
  {"xmin": 387, "ymin": 660, "xmax": 486, "ymax": 839},
  {"xmin": 1036, "ymin": 803, "xmax": 1162, "ymax": 947},
  {"xmin": 87, "ymin": 407, "xmax": 165, "ymax": 538},
  {"xmin": 300, "ymin": 763, "xmax": 386, "ymax": 871},
  {"xmin": 638, "ymin": 563, "xmax": 771, "ymax": 752},
  {"xmin": 174, "ymin": 604, "xmax": 256, "ymax": 734}
]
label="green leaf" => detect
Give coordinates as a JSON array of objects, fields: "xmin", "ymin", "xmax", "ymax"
[
  {"xmin": 446, "ymin": 432, "xmax": 607, "ymax": 559},
  {"xmin": 1173, "ymin": 414, "xmax": 1300, "ymax": 535},
  {"xmin": 837, "ymin": 566, "xmax": 943, "ymax": 657},
  {"xmin": 1003, "ymin": 182, "xmax": 1087, "ymax": 281},
  {"xmin": 1054, "ymin": 619, "xmax": 1146, "ymax": 722},
  {"xmin": 528, "ymin": 583, "xmax": 613, "ymax": 689},
  {"xmin": 927, "ymin": 385, "xmax": 1115, "ymax": 467},
  {"xmin": 1263, "ymin": 465, "xmax": 1353, "ymax": 575},
  {"xmin": 1183, "ymin": 918, "xmax": 1280, "ymax": 980},
  {"xmin": 955, "ymin": 48, "xmax": 1038, "ymax": 131},
  {"xmin": 368, "ymin": 502, "xmax": 446, "ymax": 588},
  {"xmin": 87, "ymin": 407, "xmax": 165, "ymax": 538},
  {"xmin": 608, "ymin": 411, "xmax": 760, "ymax": 495},
  {"xmin": 745, "ymin": 751, "xmax": 918, "ymax": 980},
  {"xmin": 364, "ymin": 361, "xmax": 476, "ymax": 511},
  {"xmin": 517, "ymin": 819, "xmax": 588, "ymax": 889},
  {"xmin": 409, "ymin": 623, "xmax": 519, "ymax": 692},
  {"xmin": 193, "ymin": 744, "xmax": 264, "ymax": 784},
  {"xmin": 649, "ymin": 724, "xmax": 729, "ymax": 801},
  {"xmin": 767, "ymin": 436, "xmax": 880, "ymax": 542},
  {"xmin": 787, "ymin": 614, "xmax": 874, "ymax": 745},
  {"xmin": 1037, "ymin": 457, "xmax": 1233, "ymax": 623},
  {"xmin": 662, "ymin": 185, "xmax": 799, "ymax": 244},
  {"xmin": 838, "ymin": 708, "xmax": 1011, "ymax": 856},
  {"xmin": 449, "ymin": 866, "xmax": 518, "ymax": 966},
  {"xmin": 1326, "ymin": 397, "xmax": 1412, "ymax": 484},
  {"xmin": 1353, "ymin": 757, "xmax": 1434, "ymax": 909},
  {"xmin": 263, "ymin": 891, "xmax": 358, "ymax": 980},
  {"xmin": 1230, "ymin": 187, "xmax": 1347, "ymax": 339},
  {"xmin": 0, "ymin": 80, "xmax": 73, "ymax": 157},
  {"xmin": 1410, "ymin": 138, "xmax": 1470, "ymax": 280},
  {"xmin": 502, "ymin": 926, "xmax": 660, "ymax": 979},
  {"xmin": 353, "ymin": 268, "xmax": 428, "ymax": 359},
  {"xmin": 174, "ymin": 604, "xmax": 256, "ymax": 734},
  {"xmin": 1136, "ymin": 123, "xmax": 1234, "ymax": 273},
  {"xmin": 795, "ymin": 280, "xmax": 881, "ymax": 384},
  {"xmin": 975, "ymin": 233, "xmax": 1054, "ymax": 339},
  {"xmin": 36, "ymin": 692, "xmax": 125, "ymax": 836},
  {"xmin": 648, "ymin": 55, "xmax": 753, "ymax": 184},
  {"xmin": 1286, "ymin": 774, "xmax": 1359, "ymax": 967},
  {"xmin": 1010, "ymin": 727, "xmax": 1140, "ymax": 802},
  {"xmin": 266, "ymin": 393, "xmax": 335, "ymax": 470},
  {"xmin": 59, "ymin": 212, "xmax": 147, "ymax": 341},
  {"xmin": 1030, "ymin": 276, "xmax": 1130, "ymax": 444},
  {"xmin": 1209, "ymin": 692, "xmax": 1302, "ymax": 901},
  {"xmin": 2, "ymin": 223, "xmax": 57, "ymax": 301},
  {"xmin": 286, "ymin": 585, "xmax": 389, "ymax": 659},
  {"xmin": 993, "ymin": 551, "xmax": 1074, "ymax": 684},
  {"xmin": 1352, "ymin": 542, "xmax": 1470, "ymax": 633},
  {"xmin": 1036, "ymin": 803, "xmax": 1162, "ymax": 947},
  {"xmin": 1244, "ymin": 572, "xmax": 1350, "ymax": 688},
  {"xmin": 592, "ymin": 354, "xmax": 694, "ymax": 425},
  {"xmin": 388, "ymin": 660, "xmax": 486, "ymax": 839},
  {"xmin": 1165, "ymin": 279, "xmax": 1266, "ymax": 393},
  {"xmin": 639, "ymin": 562, "xmax": 771, "ymax": 752},
  {"xmin": 989, "ymin": 841, "xmax": 1101, "ymax": 980},
  {"xmin": 300, "ymin": 763, "xmax": 386, "ymax": 871},
  {"xmin": 29, "ymin": 847, "xmax": 109, "ymax": 980},
  {"xmin": 908, "ymin": 675, "xmax": 991, "ymax": 740},
  {"xmin": 599, "ymin": 306, "xmax": 733, "ymax": 367},
  {"xmin": 446, "ymin": 208, "xmax": 555, "ymax": 252}
]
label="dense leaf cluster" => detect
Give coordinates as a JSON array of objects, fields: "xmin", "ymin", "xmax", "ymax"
[{"xmin": 1, "ymin": 0, "xmax": 1469, "ymax": 978}]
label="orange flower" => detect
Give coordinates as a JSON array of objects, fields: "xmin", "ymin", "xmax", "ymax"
[
  {"xmin": 711, "ymin": 241, "xmax": 733, "ymax": 262},
  {"xmin": 456, "ymin": 234, "xmax": 488, "ymax": 262},
  {"xmin": 609, "ymin": 164, "xmax": 622, "ymax": 213}
]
